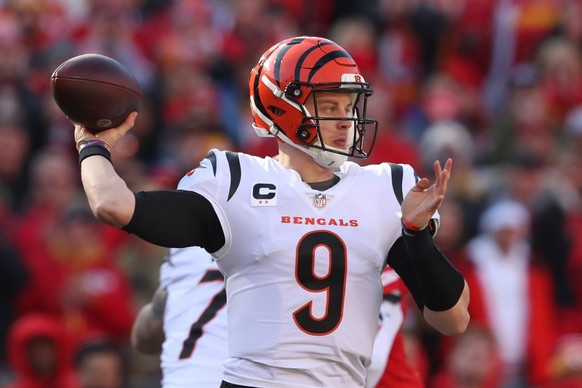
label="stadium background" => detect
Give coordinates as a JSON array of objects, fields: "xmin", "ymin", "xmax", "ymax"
[{"xmin": 0, "ymin": 0, "xmax": 581, "ymax": 387}]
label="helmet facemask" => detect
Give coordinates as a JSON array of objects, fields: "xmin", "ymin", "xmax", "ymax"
[{"xmin": 296, "ymin": 82, "xmax": 378, "ymax": 168}]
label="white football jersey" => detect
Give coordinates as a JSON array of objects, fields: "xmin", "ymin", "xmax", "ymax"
[
  {"xmin": 160, "ymin": 246, "xmax": 228, "ymax": 388},
  {"xmin": 177, "ymin": 149, "xmax": 419, "ymax": 388}
]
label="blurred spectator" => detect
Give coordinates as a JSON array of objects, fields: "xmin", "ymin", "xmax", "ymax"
[
  {"xmin": 43, "ymin": 205, "xmax": 136, "ymax": 345},
  {"xmin": 272, "ymin": 0, "xmax": 335, "ymax": 36},
  {"xmin": 12, "ymin": 149, "xmax": 82, "ymax": 315},
  {"xmin": 73, "ymin": 339, "xmax": 129, "ymax": 388},
  {"xmin": 418, "ymin": 120, "xmax": 488, "ymax": 240},
  {"xmin": 0, "ymin": 120, "xmax": 30, "ymax": 213},
  {"xmin": 375, "ymin": 0, "xmax": 427, "ymax": 114},
  {"xmin": 429, "ymin": 325, "xmax": 501, "ymax": 388},
  {"xmin": 5, "ymin": 0, "xmax": 72, "ymax": 55},
  {"xmin": 486, "ymin": 63, "xmax": 557, "ymax": 166},
  {"xmin": 458, "ymin": 199, "xmax": 557, "ymax": 387},
  {"xmin": 482, "ymin": 0, "xmax": 561, "ymax": 116},
  {"xmin": 158, "ymin": 129, "xmax": 236, "ymax": 178},
  {"xmin": 437, "ymin": 0, "xmax": 492, "ymax": 88},
  {"xmin": 421, "ymin": 198, "xmax": 474, "ymax": 376},
  {"xmin": 11, "ymin": 149, "xmax": 135, "ymax": 346},
  {"xmin": 400, "ymin": 72, "xmax": 468, "ymax": 141},
  {"xmin": 554, "ymin": 109, "xmax": 582, "ymax": 335},
  {"xmin": 537, "ymin": 36, "xmax": 582, "ymax": 128},
  {"xmin": 4, "ymin": 0, "xmax": 582, "ymax": 385},
  {"xmin": 418, "ymin": 121, "xmax": 474, "ymax": 175},
  {"xmin": 348, "ymin": 74, "xmax": 420, "ymax": 170},
  {"xmin": 433, "ymin": 198, "xmax": 470, "ymax": 260},
  {"xmin": 550, "ymin": 0, "xmax": 582, "ymax": 46},
  {"xmin": 5, "ymin": 313, "xmax": 77, "ymax": 388},
  {"xmin": 499, "ymin": 151, "xmax": 575, "ymax": 308},
  {"xmin": 328, "ymin": 16, "xmax": 379, "ymax": 79},
  {"xmin": 73, "ymin": 0, "xmax": 155, "ymax": 89},
  {"xmin": 0, "ymin": 235, "xmax": 28, "ymax": 378},
  {"xmin": 545, "ymin": 334, "xmax": 582, "ymax": 388},
  {"xmin": 406, "ymin": 2, "xmax": 451, "ymax": 79},
  {"xmin": 1, "ymin": 1, "xmax": 66, "ymax": 153}
]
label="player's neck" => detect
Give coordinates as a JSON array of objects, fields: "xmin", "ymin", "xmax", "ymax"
[
  {"xmin": 306, "ymin": 174, "xmax": 341, "ymax": 191},
  {"xmin": 277, "ymin": 145, "xmax": 335, "ymax": 184}
]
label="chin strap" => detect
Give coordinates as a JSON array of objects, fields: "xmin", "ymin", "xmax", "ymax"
[{"xmin": 275, "ymin": 128, "xmax": 347, "ymax": 168}]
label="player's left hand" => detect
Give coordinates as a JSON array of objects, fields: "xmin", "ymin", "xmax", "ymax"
[{"xmin": 401, "ymin": 158, "xmax": 452, "ymax": 229}]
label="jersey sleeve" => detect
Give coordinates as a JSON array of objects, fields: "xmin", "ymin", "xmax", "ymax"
[
  {"xmin": 176, "ymin": 149, "xmax": 233, "ymax": 255},
  {"xmin": 122, "ymin": 150, "xmax": 228, "ymax": 252}
]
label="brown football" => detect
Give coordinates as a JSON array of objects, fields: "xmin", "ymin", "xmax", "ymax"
[{"xmin": 50, "ymin": 53, "xmax": 143, "ymax": 133}]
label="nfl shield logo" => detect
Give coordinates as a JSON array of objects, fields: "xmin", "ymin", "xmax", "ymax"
[{"xmin": 313, "ymin": 193, "xmax": 327, "ymax": 208}]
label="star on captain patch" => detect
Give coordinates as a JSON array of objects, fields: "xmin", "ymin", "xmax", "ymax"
[{"xmin": 313, "ymin": 193, "xmax": 327, "ymax": 208}]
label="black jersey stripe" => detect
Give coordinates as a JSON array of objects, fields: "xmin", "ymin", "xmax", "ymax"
[
  {"xmin": 389, "ymin": 163, "xmax": 404, "ymax": 205},
  {"xmin": 390, "ymin": 165, "xmax": 437, "ymax": 236},
  {"xmin": 178, "ymin": 287, "xmax": 226, "ymax": 359},
  {"xmin": 225, "ymin": 151, "xmax": 241, "ymax": 202},
  {"xmin": 203, "ymin": 151, "xmax": 218, "ymax": 176},
  {"xmin": 200, "ymin": 269, "xmax": 224, "ymax": 283}
]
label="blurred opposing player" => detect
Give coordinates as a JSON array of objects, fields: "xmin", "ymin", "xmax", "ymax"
[
  {"xmin": 131, "ymin": 246, "xmax": 227, "ymax": 387},
  {"xmin": 367, "ymin": 267, "xmax": 425, "ymax": 388}
]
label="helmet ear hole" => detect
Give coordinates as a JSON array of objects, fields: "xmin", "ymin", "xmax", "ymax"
[
  {"xmin": 296, "ymin": 123, "xmax": 317, "ymax": 143},
  {"xmin": 285, "ymin": 83, "xmax": 310, "ymax": 104},
  {"xmin": 285, "ymin": 85, "xmax": 302, "ymax": 100}
]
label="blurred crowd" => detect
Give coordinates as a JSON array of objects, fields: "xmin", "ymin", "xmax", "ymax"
[{"xmin": 1, "ymin": 0, "xmax": 582, "ymax": 387}]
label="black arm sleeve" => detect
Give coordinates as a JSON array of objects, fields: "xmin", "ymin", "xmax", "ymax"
[
  {"xmin": 386, "ymin": 238, "xmax": 425, "ymax": 310},
  {"xmin": 122, "ymin": 190, "xmax": 225, "ymax": 253},
  {"xmin": 386, "ymin": 228, "xmax": 465, "ymax": 311}
]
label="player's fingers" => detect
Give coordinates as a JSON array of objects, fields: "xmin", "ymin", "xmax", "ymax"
[
  {"xmin": 430, "ymin": 194, "xmax": 446, "ymax": 212},
  {"xmin": 434, "ymin": 158, "xmax": 452, "ymax": 194},
  {"xmin": 111, "ymin": 111, "xmax": 138, "ymax": 133},
  {"xmin": 94, "ymin": 112, "xmax": 138, "ymax": 146},
  {"xmin": 124, "ymin": 111, "xmax": 138, "ymax": 127},
  {"xmin": 444, "ymin": 158, "xmax": 453, "ymax": 174},
  {"xmin": 438, "ymin": 167, "xmax": 450, "ymax": 194},
  {"xmin": 413, "ymin": 177, "xmax": 430, "ymax": 191}
]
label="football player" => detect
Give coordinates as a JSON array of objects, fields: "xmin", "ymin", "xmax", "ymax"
[
  {"xmin": 74, "ymin": 36, "xmax": 470, "ymax": 387},
  {"xmin": 131, "ymin": 246, "xmax": 227, "ymax": 387}
]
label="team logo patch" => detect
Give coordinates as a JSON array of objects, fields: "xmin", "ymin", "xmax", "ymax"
[
  {"xmin": 251, "ymin": 183, "xmax": 277, "ymax": 206},
  {"xmin": 313, "ymin": 193, "xmax": 327, "ymax": 208}
]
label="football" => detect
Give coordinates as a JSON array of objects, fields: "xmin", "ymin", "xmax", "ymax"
[{"xmin": 50, "ymin": 53, "xmax": 143, "ymax": 133}]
